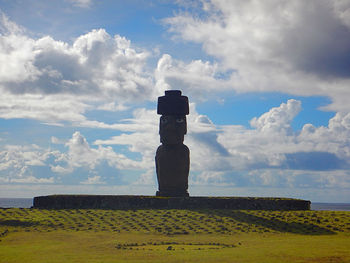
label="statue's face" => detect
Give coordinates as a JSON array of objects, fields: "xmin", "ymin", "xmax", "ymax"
[{"xmin": 159, "ymin": 115, "xmax": 187, "ymax": 144}]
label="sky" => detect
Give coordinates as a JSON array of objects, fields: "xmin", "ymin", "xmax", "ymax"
[{"xmin": 0, "ymin": 0, "xmax": 350, "ymax": 202}]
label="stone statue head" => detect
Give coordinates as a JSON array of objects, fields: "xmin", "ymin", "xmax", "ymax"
[
  {"xmin": 157, "ymin": 90, "xmax": 189, "ymax": 145},
  {"xmin": 159, "ymin": 115, "xmax": 187, "ymax": 144}
]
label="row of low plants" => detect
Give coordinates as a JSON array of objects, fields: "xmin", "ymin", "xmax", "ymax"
[
  {"xmin": 0, "ymin": 208, "xmax": 349, "ymax": 235},
  {"xmin": 115, "ymin": 241, "xmax": 236, "ymax": 251}
]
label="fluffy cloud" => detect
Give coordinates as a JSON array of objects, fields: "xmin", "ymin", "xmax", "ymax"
[
  {"xmin": 52, "ymin": 131, "xmax": 144, "ymax": 174},
  {"xmin": 165, "ymin": 0, "xmax": 350, "ymax": 111},
  {"xmin": 0, "ymin": 144, "xmax": 56, "ymax": 184},
  {"xmin": 80, "ymin": 175, "xmax": 105, "ymax": 185},
  {"xmin": 155, "ymin": 54, "xmax": 231, "ymax": 100},
  {"xmin": 250, "ymin": 99, "xmax": 301, "ymax": 134},
  {"xmin": 0, "ymin": 13, "xmax": 153, "ymax": 125},
  {"xmin": 1, "ymin": 4, "xmax": 350, "ymax": 200},
  {"xmin": 217, "ymin": 100, "xmax": 350, "ymax": 172},
  {"xmin": 298, "ymin": 112, "xmax": 350, "ymax": 161},
  {"xmin": 90, "ymin": 99, "xmax": 350, "ymax": 187},
  {"xmin": 93, "ymin": 108, "xmax": 159, "ymax": 184},
  {"xmin": 0, "ymin": 131, "xmax": 150, "ymax": 185},
  {"xmin": 2, "ymin": 99, "xmax": 350, "ymax": 193},
  {"xmin": 92, "ymin": 100, "xmax": 350, "ymax": 190},
  {"xmin": 159, "ymin": 0, "xmax": 350, "ymax": 182}
]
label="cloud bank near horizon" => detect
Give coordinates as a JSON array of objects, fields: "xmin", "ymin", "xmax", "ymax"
[{"xmin": 1, "ymin": 99, "xmax": 350, "ymax": 194}]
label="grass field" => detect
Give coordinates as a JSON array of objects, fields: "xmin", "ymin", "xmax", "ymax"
[{"xmin": 0, "ymin": 208, "xmax": 349, "ymax": 262}]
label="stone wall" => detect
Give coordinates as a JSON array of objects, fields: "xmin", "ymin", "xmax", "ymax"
[{"xmin": 33, "ymin": 195, "xmax": 310, "ymax": 210}]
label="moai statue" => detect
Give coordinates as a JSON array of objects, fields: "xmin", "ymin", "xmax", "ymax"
[{"xmin": 155, "ymin": 90, "xmax": 190, "ymax": 197}]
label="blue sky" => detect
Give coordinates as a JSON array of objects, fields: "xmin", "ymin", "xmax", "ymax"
[{"xmin": 1, "ymin": 0, "xmax": 350, "ymax": 202}]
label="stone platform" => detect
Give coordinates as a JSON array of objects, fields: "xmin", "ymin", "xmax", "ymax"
[{"xmin": 33, "ymin": 195, "xmax": 310, "ymax": 210}]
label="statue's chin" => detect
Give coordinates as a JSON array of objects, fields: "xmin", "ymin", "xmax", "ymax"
[{"xmin": 160, "ymin": 134, "xmax": 184, "ymax": 145}]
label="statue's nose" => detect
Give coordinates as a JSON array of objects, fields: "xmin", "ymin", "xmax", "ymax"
[{"xmin": 163, "ymin": 125, "xmax": 177, "ymax": 132}]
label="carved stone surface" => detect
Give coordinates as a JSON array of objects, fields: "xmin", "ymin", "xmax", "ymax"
[
  {"xmin": 156, "ymin": 144, "xmax": 189, "ymax": 196},
  {"xmin": 33, "ymin": 195, "xmax": 311, "ymax": 210},
  {"xmin": 155, "ymin": 90, "xmax": 190, "ymax": 197}
]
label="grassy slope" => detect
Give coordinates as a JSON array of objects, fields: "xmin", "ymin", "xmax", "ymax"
[{"xmin": 0, "ymin": 208, "xmax": 349, "ymax": 263}]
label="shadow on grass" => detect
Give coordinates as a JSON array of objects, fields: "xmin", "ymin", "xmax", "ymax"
[
  {"xmin": 200, "ymin": 210, "xmax": 335, "ymax": 235},
  {"xmin": 0, "ymin": 219, "xmax": 39, "ymax": 227}
]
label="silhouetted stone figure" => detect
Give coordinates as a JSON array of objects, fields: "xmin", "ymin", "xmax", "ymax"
[{"xmin": 155, "ymin": 90, "xmax": 190, "ymax": 197}]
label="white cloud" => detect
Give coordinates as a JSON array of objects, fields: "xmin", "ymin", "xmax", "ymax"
[
  {"xmin": 0, "ymin": 145, "xmax": 47, "ymax": 171},
  {"xmin": 80, "ymin": 175, "xmax": 105, "ymax": 185},
  {"xmin": 66, "ymin": 0, "xmax": 92, "ymax": 8},
  {"xmin": 93, "ymin": 108, "xmax": 160, "ymax": 183},
  {"xmin": 65, "ymin": 131, "xmax": 98, "ymax": 169},
  {"xmin": 0, "ymin": 131, "xmax": 151, "ymax": 185},
  {"xmin": 298, "ymin": 112, "xmax": 350, "ymax": 160},
  {"xmin": 246, "ymin": 169, "xmax": 350, "ymax": 189},
  {"xmin": 11, "ymin": 176, "xmax": 54, "ymax": 184},
  {"xmin": 51, "ymin": 131, "xmax": 145, "ymax": 174},
  {"xmin": 190, "ymin": 171, "xmax": 226, "ymax": 186},
  {"xmin": 0, "ymin": 144, "xmax": 58, "ymax": 184},
  {"xmin": 250, "ymin": 99, "xmax": 301, "ymax": 134},
  {"xmin": 92, "ymin": 100, "xmax": 350, "ymax": 190},
  {"xmin": 0, "ymin": 94, "xmax": 88, "ymax": 123},
  {"xmin": 97, "ymin": 102, "xmax": 129, "ymax": 112},
  {"xmin": 214, "ymin": 100, "xmax": 350, "ymax": 173},
  {"xmin": 1, "ymin": 4, "xmax": 350, "ymax": 199},
  {"xmin": 174, "ymin": 100, "xmax": 350, "ymax": 187},
  {"xmin": 0, "ymin": 12, "xmax": 25, "ymax": 35},
  {"xmin": 1, "ymin": 100, "xmax": 349, "ymax": 199},
  {"xmin": 0, "ymin": 14, "xmax": 154, "ymax": 125},
  {"xmin": 155, "ymin": 54, "xmax": 231, "ymax": 100},
  {"xmin": 165, "ymin": 0, "xmax": 350, "ymax": 111},
  {"xmin": 51, "ymin": 136, "xmax": 65, "ymax": 144}
]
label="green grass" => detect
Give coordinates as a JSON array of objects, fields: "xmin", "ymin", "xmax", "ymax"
[{"xmin": 0, "ymin": 208, "xmax": 349, "ymax": 262}]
